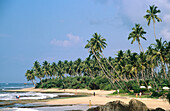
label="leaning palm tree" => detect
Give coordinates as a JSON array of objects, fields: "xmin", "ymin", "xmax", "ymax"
[
  {"xmin": 85, "ymin": 33, "xmax": 121, "ymax": 89},
  {"xmin": 128, "ymin": 24, "xmax": 147, "ymax": 52},
  {"xmin": 144, "ymin": 5, "xmax": 162, "ymax": 40}
]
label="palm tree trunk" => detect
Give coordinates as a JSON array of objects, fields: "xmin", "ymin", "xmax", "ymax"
[
  {"xmin": 153, "ymin": 22, "xmax": 156, "ymax": 40},
  {"xmin": 139, "ymin": 42, "xmax": 144, "ymax": 52},
  {"xmin": 101, "ymin": 52, "xmax": 127, "ymax": 89},
  {"xmin": 138, "ymin": 42, "xmax": 142, "ymax": 52},
  {"xmin": 161, "ymin": 63, "xmax": 168, "ymax": 79},
  {"xmin": 135, "ymin": 72, "xmax": 140, "ymax": 86},
  {"xmin": 151, "ymin": 67, "xmax": 154, "ymax": 78},
  {"xmin": 91, "ymin": 49, "xmax": 118, "ymax": 89},
  {"xmin": 141, "ymin": 69, "xmax": 144, "ymax": 80},
  {"xmin": 32, "ymin": 80, "xmax": 36, "ymax": 87}
]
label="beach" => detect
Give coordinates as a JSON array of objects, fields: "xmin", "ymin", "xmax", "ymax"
[{"xmin": 7, "ymin": 87, "xmax": 170, "ymax": 110}]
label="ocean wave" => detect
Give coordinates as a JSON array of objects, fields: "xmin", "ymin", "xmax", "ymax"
[
  {"xmin": 3, "ymin": 108, "xmax": 39, "ymax": 111},
  {"xmin": 0, "ymin": 92, "xmax": 60, "ymax": 100}
]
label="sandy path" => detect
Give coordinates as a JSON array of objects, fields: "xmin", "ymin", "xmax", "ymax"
[{"xmin": 7, "ymin": 88, "xmax": 170, "ymax": 110}]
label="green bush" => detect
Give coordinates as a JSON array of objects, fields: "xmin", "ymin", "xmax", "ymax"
[
  {"xmin": 133, "ymin": 86, "xmax": 140, "ymax": 93},
  {"xmin": 103, "ymin": 84, "xmax": 112, "ymax": 90}
]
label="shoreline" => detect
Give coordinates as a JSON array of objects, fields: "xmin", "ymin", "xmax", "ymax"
[{"xmin": 5, "ymin": 88, "xmax": 170, "ymax": 110}]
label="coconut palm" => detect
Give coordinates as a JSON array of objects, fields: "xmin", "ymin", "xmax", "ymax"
[
  {"xmin": 51, "ymin": 62, "xmax": 58, "ymax": 78},
  {"xmin": 85, "ymin": 33, "xmax": 121, "ymax": 89},
  {"xmin": 144, "ymin": 5, "xmax": 162, "ymax": 39},
  {"xmin": 128, "ymin": 52, "xmax": 141, "ymax": 85},
  {"xmin": 42, "ymin": 61, "xmax": 51, "ymax": 78},
  {"xmin": 164, "ymin": 41, "xmax": 170, "ymax": 76},
  {"xmin": 74, "ymin": 58, "xmax": 83, "ymax": 76},
  {"xmin": 65, "ymin": 60, "xmax": 74, "ymax": 77},
  {"xmin": 151, "ymin": 38, "xmax": 168, "ymax": 79},
  {"xmin": 57, "ymin": 60, "xmax": 66, "ymax": 88},
  {"xmin": 83, "ymin": 57, "xmax": 94, "ymax": 78},
  {"xmin": 128, "ymin": 24, "xmax": 147, "ymax": 52},
  {"xmin": 33, "ymin": 61, "xmax": 44, "ymax": 84},
  {"xmin": 139, "ymin": 52, "xmax": 147, "ymax": 80},
  {"xmin": 25, "ymin": 69, "xmax": 36, "ymax": 87}
]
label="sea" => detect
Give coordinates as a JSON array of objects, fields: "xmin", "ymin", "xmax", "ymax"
[{"xmin": 0, "ymin": 83, "xmax": 95, "ymax": 111}]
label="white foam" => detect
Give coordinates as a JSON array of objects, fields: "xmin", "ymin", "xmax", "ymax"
[
  {"xmin": 4, "ymin": 86, "xmax": 25, "ymax": 89},
  {"xmin": 0, "ymin": 92, "xmax": 60, "ymax": 100},
  {"xmin": 12, "ymin": 108, "xmax": 39, "ymax": 111}
]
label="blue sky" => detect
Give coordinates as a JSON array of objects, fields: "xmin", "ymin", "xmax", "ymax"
[{"xmin": 0, "ymin": 0, "xmax": 170, "ymax": 83}]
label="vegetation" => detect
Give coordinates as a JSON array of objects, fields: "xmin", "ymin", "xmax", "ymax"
[
  {"xmin": 144, "ymin": 5, "xmax": 162, "ymax": 40},
  {"xmin": 25, "ymin": 5, "xmax": 169, "ymax": 99}
]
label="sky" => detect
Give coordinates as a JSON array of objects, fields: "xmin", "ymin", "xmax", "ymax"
[{"xmin": 0, "ymin": 0, "xmax": 170, "ymax": 83}]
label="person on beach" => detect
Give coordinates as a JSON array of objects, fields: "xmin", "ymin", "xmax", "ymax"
[
  {"xmin": 136, "ymin": 93, "xmax": 138, "ymax": 98},
  {"xmin": 139, "ymin": 92, "xmax": 142, "ymax": 97},
  {"xmin": 117, "ymin": 89, "xmax": 119, "ymax": 94},
  {"xmin": 93, "ymin": 92, "xmax": 95, "ymax": 96},
  {"xmin": 16, "ymin": 95, "xmax": 20, "ymax": 100}
]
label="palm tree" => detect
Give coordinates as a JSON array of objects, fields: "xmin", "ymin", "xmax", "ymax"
[
  {"xmin": 33, "ymin": 61, "xmax": 44, "ymax": 84},
  {"xmin": 66, "ymin": 61, "xmax": 75, "ymax": 77},
  {"xmin": 57, "ymin": 60, "xmax": 65, "ymax": 79},
  {"xmin": 74, "ymin": 58, "xmax": 83, "ymax": 76},
  {"xmin": 42, "ymin": 61, "xmax": 51, "ymax": 78},
  {"xmin": 130, "ymin": 53, "xmax": 140, "ymax": 85},
  {"xmin": 144, "ymin": 5, "xmax": 162, "ymax": 39},
  {"xmin": 51, "ymin": 62, "xmax": 58, "ymax": 78},
  {"xmin": 82, "ymin": 57, "xmax": 94, "ymax": 78},
  {"xmin": 128, "ymin": 24, "xmax": 147, "ymax": 52},
  {"xmin": 146, "ymin": 46, "xmax": 159, "ymax": 89},
  {"xmin": 25, "ymin": 69, "xmax": 36, "ymax": 87},
  {"xmin": 139, "ymin": 52, "xmax": 147, "ymax": 80},
  {"xmin": 57, "ymin": 60, "xmax": 66, "ymax": 89},
  {"xmin": 151, "ymin": 38, "xmax": 168, "ymax": 79},
  {"xmin": 164, "ymin": 41, "xmax": 170, "ymax": 76},
  {"xmin": 85, "ymin": 33, "xmax": 120, "ymax": 89}
]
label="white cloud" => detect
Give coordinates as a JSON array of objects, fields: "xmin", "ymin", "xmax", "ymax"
[
  {"xmin": 66, "ymin": 33, "xmax": 80, "ymax": 43},
  {"xmin": 161, "ymin": 28, "xmax": 170, "ymax": 40},
  {"xmin": 50, "ymin": 33, "xmax": 81, "ymax": 47}
]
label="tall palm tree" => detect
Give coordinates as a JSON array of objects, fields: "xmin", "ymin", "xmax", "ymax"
[
  {"xmin": 128, "ymin": 24, "xmax": 147, "ymax": 52},
  {"xmin": 139, "ymin": 52, "xmax": 147, "ymax": 80},
  {"xmin": 85, "ymin": 33, "xmax": 120, "ymax": 89},
  {"xmin": 42, "ymin": 61, "xmax": 51, "ymax": 78},
  {"xmin": 164, "ymin": 41, "xmax": 170, "ymax": 76},
  {"xmin": 57, "ymin": 60, "xmax": 65, "ymax": 79},
  {"xmin": 66, "ymin": 61, "xmax": 75, "ymax": 77},
  {"xmin": 130, "ymin": 53, "xmax": 140, "ymax": 85},
  {"xmin": 74, "ymin": 58, "xmax": 83, "ymax": 76},
  {"xmin": 144, "ymin": 5, "xmax": 162, "ymax": 39},
  {"xmin": 25, "ymin": 69, "xmax": 36, "ymax": 87},
  {"xmin": 57, "ymin": 60, "xmax": 66, "ymax": 88},
  {"xmin": 82, "ymin": 57, "xmax": 94, "ymax": 78},
  {"xmin": 151, "ymin": 38, "xmax": 168, "ymax": 80},
  {"xmin": 33, "ymin": 61, "xmax": 44, "ymax": 84},
  {"xmin": 51, "ymin": 62, "xmax": 58, "ymax": 78}
]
